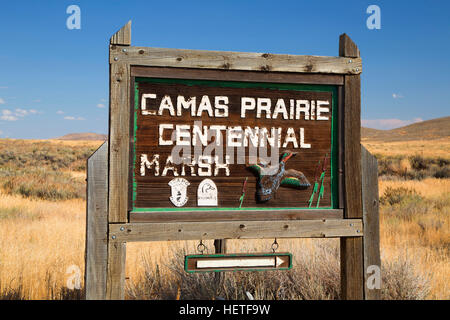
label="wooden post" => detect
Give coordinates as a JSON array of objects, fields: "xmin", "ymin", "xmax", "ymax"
[
  {"xmin": 85, "ymin": 142, "xmax": 108, "ymax": 300},
  {"xmin": 361, "ymin": 146, "xmax": 381, "ymax": 299},
  {"xmin": 214, "ymin": 239, "xmax": 227, "ymax": 287},
  {"xmin": 214, "ymin": 239, "xmax": 226, "ymax": 254},
  {"xmin": 106, "ymin": 21, "xmax": 131, "ymax": 300},
  {"xmin": 339, "ymin": 33, "xmax": 364, "ymax": 300}
]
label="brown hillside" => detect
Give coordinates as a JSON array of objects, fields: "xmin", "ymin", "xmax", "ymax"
[
  {"xmin": 362, "ymin": 116, "xmax": 450, "ymax": 142},
  {"xmin": 56, "ymin": 133, "xmax": 107, "ymax": 141}
]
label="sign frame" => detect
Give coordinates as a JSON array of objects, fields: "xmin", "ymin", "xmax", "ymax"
[{"xmin": 84, "ymin": 21, "xmax": 381, "ymax": 301}]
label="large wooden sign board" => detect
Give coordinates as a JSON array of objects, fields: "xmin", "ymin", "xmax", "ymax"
[
  {"xmin": 84, "ymin": 21, "xmax": 381, "ymax": 300},
  {"xmin": 132, "ymin": 79, "xmax": 338, "ymax": 216}
]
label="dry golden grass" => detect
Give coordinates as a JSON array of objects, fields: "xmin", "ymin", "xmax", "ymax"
[
  {"xmin": 378, "ymin": 178, "xmax": 449, "ymax": 299},
  {"xmin": 0, "ymin": 138, "xmax": 448, "ymax": 299},
  {"xmin": 362, "ymin": 137, "xmax": 450, "ymax": 158},
  {"xmin": 0, "ymin": 192, "xmax": 85, "ymax": 299},
  {"xmin": 379, "ymin": 178, "xmax": 450, "ymax": 199}
]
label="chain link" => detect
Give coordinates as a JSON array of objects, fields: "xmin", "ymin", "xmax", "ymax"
[
  {"xmin": 197, "ymin": 240, "xmax": 207, "ymax": 254},
  {"xmin": 271, "ymin": 238, "xmax": 279, "ymax": 253}
]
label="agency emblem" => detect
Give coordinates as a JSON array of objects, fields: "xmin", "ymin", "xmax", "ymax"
[
  {"xmin": 197, "ymin": 179, "xmax": 218, "ymax": 206},
  {"xmin": 168, "ymin": 178, "xmax": 190, "ymax": 207}
]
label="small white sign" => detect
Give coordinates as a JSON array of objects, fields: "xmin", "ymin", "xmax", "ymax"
[
  {"xmin": 168, "ymin": 178, "xmax": 190, "ymax": 207},
  {"xmin": 196, "ymin": 256, "xmax": 285, "ymax": 269},
  {"xmin": 197, "ymin": 179, "xmax": 218, "ymax": 206}
]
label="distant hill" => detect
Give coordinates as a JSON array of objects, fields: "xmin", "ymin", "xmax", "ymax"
[
  {"xmin": 55, "ymin": 117, "xmax": 449, "ymax": 142},
  {"xmin": 362, "ymin": 116, "xmax": 450, "ymax": 142},
  {"xmin": 56, "ymin": 133, "xmax": 107, "ymax": 141}
]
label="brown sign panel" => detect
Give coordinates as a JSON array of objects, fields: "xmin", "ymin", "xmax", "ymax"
[{"xmin": 131, "ymin": 77, "xmax": 338, "ymax": 217}]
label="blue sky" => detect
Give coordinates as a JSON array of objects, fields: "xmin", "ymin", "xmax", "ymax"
[{"xmin": 0, "ymin": 0, "xmax": 449, "ymax": 139}]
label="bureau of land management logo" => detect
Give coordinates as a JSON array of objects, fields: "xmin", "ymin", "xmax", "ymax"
[{"xmin": 168, "ymin": 178, "xmax": 190, "ymax": 207}]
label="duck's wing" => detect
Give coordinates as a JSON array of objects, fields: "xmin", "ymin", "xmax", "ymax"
[{"xmin": 281, "ymin": 169, "xmax": 311, "ymax": 189}]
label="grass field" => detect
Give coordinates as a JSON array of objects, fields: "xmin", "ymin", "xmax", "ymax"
[{"xmin": 0, "ymin": 138, "xmax": 448, "ymax": 299}]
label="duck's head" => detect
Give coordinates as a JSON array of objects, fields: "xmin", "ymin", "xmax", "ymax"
[{"xmin": 280, "ymin": 150, "xmax": 297, "ymax": 163}]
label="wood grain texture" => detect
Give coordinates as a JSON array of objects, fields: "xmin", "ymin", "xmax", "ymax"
[
  {"xmin": 343, "ymin": 81, "xmax": 362, "ymax": 215},
  {"xmin": 131, "ymin": 66, "xmax": 344, "ymax": 85},
  {"xmin": 111, "ymin": 46, "xmax": 362, "ymax": 75},
  {"xmin": 106, "ymin": 241, "xmax": 126, "ymax": 300},
  {"xmin": 109, "ymin": 62, "xmax": 130, "ymax": 223},
  {"xmin": 109, "ymin": 219, "xmax": 363, "ymax": 242},
  {"xmin": 339, "ymin": 33, "xmax": 364, "ymax": 300},
  {"xmin": 339, "ymin": 33, "xmax": 360, "ymax": 58},
  {"xmin": 340, "ymin": 237, "xmax": 364, "ymax": 300},
  {"xmin": 130, "ymin": 209, "xmax": 343, "ymax": 223},
  {"xmin": 338, "ymin": 86, "xmax": 345, "ymax": 209},
  {"xmin": 214, "ymin": 239, "xmax": 226, "ymax": 284},
  {"xmin": 110, "ymin": 20, "xmax": 131, "ymax": 46},
  {"xmin": 105, "ymin": 20, "xmax": 131, "ymax": 301},
  {"xmin": 361, "ymin": 146, "xmax": 381, "ymax": 299},
  {"xmin": 85, "ymin": 142, "xmax": 108, "ymax": 300}
]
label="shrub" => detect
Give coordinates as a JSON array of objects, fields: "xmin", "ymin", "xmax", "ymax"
[
  {"xmin": 381, "ymin": 256, "xmax": 430, "ymax": 300},
  {"xmin": 1, "ymin": 170, "xmax": 85, "ymax": 201},
  {"xmin": 409, "ymin": 155, "xmax": 428, "ymax": 171},
  {"xmin": 375, "ymin": 154, "xmax": 450, "ymax": 180},
  {"xmin": 380, "ymin": 187, "xmax": 422, "ymax": 206},
  {"xmin": 0, "ymin": 207, "xmax": 41, "ymax": 220},
  {"xmin": 126, "ymin": 247, "xmax": 431, "ymax": 300},
  {"xmin": 433, "ymin": 166, "xmax": 450, "ymax": 179}
]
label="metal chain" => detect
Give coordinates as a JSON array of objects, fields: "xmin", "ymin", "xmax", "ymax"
[{"xmin": 271, "ymin": 238, "xmax": 279, "ymax": 253}]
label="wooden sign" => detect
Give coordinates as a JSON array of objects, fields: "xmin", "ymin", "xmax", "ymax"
[
  {"xmin": 84, "ymin": 21, "xmax": 381, "ymax": 301},
  {"xmin": 185, "ymin": 253, "xmax": 292, "ymax": 273},
  {"xmin": 131, "ymin": 78, "xmax": 339, "ymax": 221}
]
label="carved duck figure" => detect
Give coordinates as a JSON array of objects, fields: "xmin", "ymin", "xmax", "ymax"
[{"xmin": 247, "ymin": 150, "xmax": 311, "ymax": 202}]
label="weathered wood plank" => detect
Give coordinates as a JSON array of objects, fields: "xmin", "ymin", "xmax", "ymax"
[
  {"xmin": 339, "ymin": 33, "xmax": 360, "ymax": 58},
  {"xmin": 105, "ymin": 20, "xmax": 131, "ymax": 301},
  {"xmin": 361, "ymin": 146, "xmax": 381, "ymax": 299},
  {"xmin": 111, "ymin": 46, "xmax": 362, "ymax": 75},
  {"xmin": 130, "ymin": 209, "xmax": 344, "ymax": 223},
  {"xmin": 131, "ymin": 66, "xmax": 344, "ymax": 85},
  {"xmin": 339, "ymin": 33, "xmax": 364, "ymax": 300},
  {"xmin": 214, "ymin": 239, "xmax": 226, "ymax": 285},
  {"xmin": 108, "ymin": 61, "xmax": 130, "ymax": 223},
  {"xmin": 106, "ymin": 241, "xmax": 126, "ymax": 300},
  {"xmin": 109, "ymin": 219, "xmax": 363, "ymax": 242},
  {"xmin": 340, "ymin": 237, "xmax": 364, "ymax": 299},
  {"xmin": 110, "ymin": 20, "xmax": 131, "ymax": 46},
  {"xmin": 85, "ymin": 142, "xmax": 108, "ymax": 300}
]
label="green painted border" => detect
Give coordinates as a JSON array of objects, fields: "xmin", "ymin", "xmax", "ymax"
[
  {"xmin": 184, "ymin": 252, "xmax": 293, "ymax": 273},
  {"xmin": 132, "ymin": 77, "xmax": 338, "ymax": 212}
]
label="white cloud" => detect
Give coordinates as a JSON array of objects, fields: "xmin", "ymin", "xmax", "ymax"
[
  {"xmin": 1, "ymin": 109, "xmax": 18, "ymax": 121},
  {"xmin": 56, "ymin": 110, "xmax": 64, "ymax": 114},
  {"xmin": 0, "ymin": 108, "xmax": 41, "ymax": 121},
  {"xmin": 0, "ymin": 86, "xmax": 7, "ymax": 89},
  {"xmin": 100, "ymin": 98, "xmax": 106, "ymax": 102},
  {"xmin": 32, "ymin": 99, "xmax": 41, "ymax": 103},
  {"xmin": 0, "ymin": 98, "xmax": 5, "ymax": 104},
  {"xmin": 97, "ymin": 103, "xmax": 106, "ymax": 108},
  {"xmin": 15, "ymin": 108, "xmax": 29, "ymax": 117},
  {"xmin": 64, "ymin": 116, "xmax": 85, "ymax": 121},
  {"xmin": 362, "ymin": 118, "xmax": 423, "ymax": 130},
  {"xmin": 392, "ymin": 93, "xmax": 404, "ymax": 99}
]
